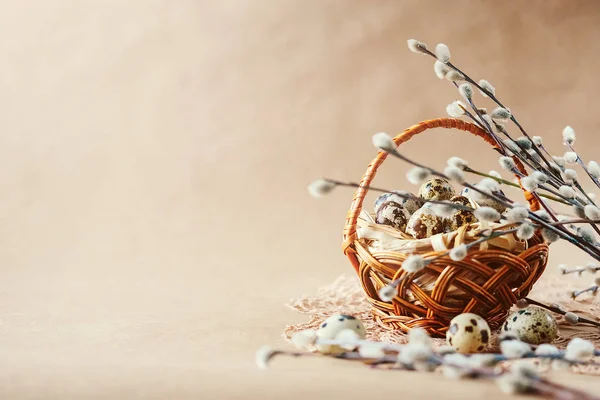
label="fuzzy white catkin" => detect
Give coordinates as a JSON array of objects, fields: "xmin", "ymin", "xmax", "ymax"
[
  {"xmin": 488, "ymin": 170, "xmax": 502, "ymax": 180},
  {"xmin": 449, "ymin": 244, "xmax": 468, "ymax": 261},
  {"xmin": 558, "ymin": 264, "xmax": 568, "ymax": 273},
  {"xmin": 496, "ymin": 373, "xmax": 531, "ymax": 395},
  {"xmin": 407, "ymin": 167, "xmax": 431, "ymax": 185},
  {"xmin": 530, "ymin": 171, "xmax": 548, "ymax": 184},
  {"xmin": 577, "ymin": 226, "xmax": 596, "ymax": 243},
  {"xmin": 408, "ymin": 327, "xmax": 432, "ymax": 347},
  {"xmin": 499, "ymin": 156, "xmax": 516, "ymax": 171},
  {"xmin": 336, "ymin": 329, "xmax": 360, "ymax": 350},
  {"xmin": 564, "ymin": 338, "xmax": 595, "ymax": 361},
  {"xmin": 501, "ymin": 340, "xmax": 532, "ymax": 359},
  {"xmin": 256, "ymin": 345, "xmax": 275, "ymax": 369},
  {"xmin": 433, "ymin": 202, "xmax": 457, "ymax": 218},
  {"xmin": 515, "ymin": 137, "xmax": 532, "ymax": 150},
  {"xmin": 402, "ymin": 255, "xmax": 426, "ymax": 273},
  {"xmin": 447, "ymin": 156, "xmax": 468, "ymax": 170},
  {"xmin": 503, "ymin": 139, "xmax": 520, "ymax": 155},
  {"xmin": 535, "ymin": 344, "xmax": 560, "ymax": 356},
  {"xmin": 512, "ymin": 361, "xmax": 539, "ymax": 379},
  {"xmin": 482, "ymin": 114, "xmax": 501, "ymax": 134},
  {"xmin": 532, "ymin": 136, "xmax": 543, "ymax": 146},
  {"xmin": 564, "ymin": 312, "xmax": 579, "ymax": 325},
  {"xmin": 474, "ymin": 206, "xmax": 501, "ymax": 222},
  {"xmin": 478, "ymin": 79, "xmax": 495, "ymax": 97},
  {"xmin": 378, "ymin": 285, "xmax": 396, "ymax": 302},
  {"xmin": 407, "ymin": 39, "xmax": 428, "ymax": 54},
  {"xmin": 535, "ymin": 210, "xmax": 551, "ymax": 222},
  {"xmin": 506, "ymin": 206, "xmax": 529, "ymax": 223},
  {"xmin": 562, "ymin": 169, "xmax": 578, "ymax": 184},
  {"xmin": 398, "ymin": 342, "xmax": 433, "ymax": 365},
  {"xmin": 563, "ymin": 151, "xmax": 579, "ymax": 165},
  {"xmin": 558, "ymin": 185, "xmax": 576, "ymax": 199},
  {"xmin": 520, "ymin": 176, "xmax": 538, "ymax": 192},
  {"xmin": 446, "ymin": 101, "xmax": 466, "ymax": 117},
  {"xmin": 358, "ymin": 343, "xmax": 387, "ymax": 359},
  {"xmin": 444, "ymin": 166, "xmax": 464, "ymax": 182},
  {"xmin": 469, "ymin": 185, "xmax": 491, "ymax": 203},
  {"xmin": 542, "ymin": 228, "xmax": 560, "ymax": 243},
  {"xmin": 307, "ymin": 179, "xmax": 337, "ymax": 198},
  {"xmin": 589, "ymin": 161, "xmax": 600, "ymax": 178},
  {"xmin": 434, "ymin": 61, "xmax": 450, "ymax": 79},
  {"xmin": 517, "ymin": 223, "xmax": 535, "ymax": 240},
  {"xmin": 435, "ymin": 43, "xmax": 451, "ymax": 62},
  {"xmin": 291, "ymin": 330, "xmax": 318, "ymax": 348},
  {"xmin": 458, "ymin": 83, "xmax": 473, "ymax": 100},
  {"xmin": 562, "ymin": 126, "xmax": 576, "ymax": 145},
  {"xmin": 490, "ymin": 107, "xmax": 511, "ymax": 121},
  {"xmin": 584, "ymin": 204, "xmax": 600, "ymax": 220},
  {"xmin": 478, "ymin": 177, "xmax": 500, "ymax": 193},
  {"xmin": 445, "ymin": 70, "xmax": 465, "ymax": 81},
  {"xmin": 372, "ymin": 132, "xmax": 397, "ymax": 153}
]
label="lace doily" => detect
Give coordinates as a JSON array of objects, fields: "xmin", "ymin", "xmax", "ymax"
[{"xmin": 284, "ymin": 273, "xmax": 600, "ymax": 374}]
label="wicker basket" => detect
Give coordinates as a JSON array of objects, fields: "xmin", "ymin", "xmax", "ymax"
[{"xmin": 342, "ymin": 118, "xmax": 549, "ymax": 337}]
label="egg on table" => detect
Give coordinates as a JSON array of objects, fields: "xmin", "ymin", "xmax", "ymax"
[
  {"xmin": 444, "ymin": 195, "xmax": 478, "ymax": 232},
  {"xmin": 376, "ymin": 201, "xmax": 411, "ymax": 231},
  {"xmin": 501, "ymin": 306, "xmax": 558, "ymax": 344},
  {"xmin": 418, "ymin": 178, "xmax": 456, "ymax": 202},
  {"xmin": 374, "ymin": 190, "xmax": 421, "ymax": 215},
  {"xmin": 316, "ymin": 314, "xmax": 367, "ymax": 354},
  {"xmin": 446, "ymin": 313, "xmax": 491, "ymax": 353},
  {"xmin": 461, "ymin": 186, "xmax": 507, "ymax": 214},
  {"xmin": 406, "ymin": 204, "xmax": 446, "ymax": 239}
]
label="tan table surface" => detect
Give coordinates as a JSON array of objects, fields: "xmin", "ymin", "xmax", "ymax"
[{"xmin": 1, "ymin": 1, "xmax": 600, "ymax": 399}]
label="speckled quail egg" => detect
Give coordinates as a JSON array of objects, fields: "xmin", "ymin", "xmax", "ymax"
[
  {"xmin": 315, "ymin": 314, "xmax": 367, "ymax": 354},
  {"xmin": 461, "ymin": 186, "xmax": 507, "ymax": 214},
  {"xmin": 446, "ymin": 313, "xmax": 491, "ymax": 353},
  {"xmin": 406, "ymin": 204, "xmax": 446, "ymax": 239},
  {"xmin": 418, "ymin": 178, "xmax": 456, "ymax": 202},
  {"xmin": 374, "ymin": 190, "xmax": 421, "ymax": 215},
  {"xmin": 376, "ymin": 201, "xmax": 411, "ymax": 231},
  {"xmin": 444, "ymin": 195, "xmax": 478, "ymax": 232},
  {"xmin": 502, "ymin": 306, "xmax": 558, "ymax": 344}
]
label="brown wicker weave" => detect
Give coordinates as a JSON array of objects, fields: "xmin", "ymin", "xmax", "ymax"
[{"xmin": 342, "ymin": 118, "xmax": 549, "ymax": 337}]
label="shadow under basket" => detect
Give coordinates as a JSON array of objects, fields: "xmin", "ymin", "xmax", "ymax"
[{"xmin": 342, "ymin": 118, "xmax": 549, "ymax": 337}]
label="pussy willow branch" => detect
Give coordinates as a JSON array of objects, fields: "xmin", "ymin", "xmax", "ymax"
[
  {"xmin": 421, "ymin": 46, "xmax": 557, "ymax": 174},
  {"xmin": 524, "ymin": 298, "xmax": 600, "ymax": 328},
  {"xmin": 463, "ymin": 168, "xmax": 570, "ymax": 205},
  {"xmin": 382, "ymin": 148, "xmax": 600, "ymax": 259},
  {"xmin": 567, "ymin": 142, "xmax": 600, "ymax": 193}
]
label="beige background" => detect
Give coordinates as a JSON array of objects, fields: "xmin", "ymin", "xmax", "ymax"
[{"xmin": 1, "ymin": 0, "xmax": 600, "ymax": 398}]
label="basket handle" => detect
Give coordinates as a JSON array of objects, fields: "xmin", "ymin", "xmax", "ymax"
[{"xmin": 342, "ymin": 117, "xmax": 540, "ymax": 272}]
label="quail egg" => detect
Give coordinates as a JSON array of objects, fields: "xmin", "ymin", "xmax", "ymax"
[
  {"xmin": 502, "ymin": 306, "xmax": 558, "ymax": 344},
  {"xmin": 446, "ymin": 313, "xmax": 491, "ymax": 353},
  {"xmin": 419, "ymin": 178, "xmax": 456, "ymax": 201},
  {"xmin": 444, "ymin": 195, "xmax": 478, "ymax": 232},
  {"xmin": 376, "ymin": 201, "xmax": 411, "ymax": 231},
  {"xmin": 316, "ymin": 314, "xmax": 367, "ymax": 354},
  {"xmin": 374, "ymin": 190, "xmax": 421, "ymax": 215},
  {"xmin": 406, "ymin": 204, "xmax": 446, "ymax": 239}
]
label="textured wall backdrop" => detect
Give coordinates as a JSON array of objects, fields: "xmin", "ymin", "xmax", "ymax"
[{"xmin": 0, "ymin": 1, "xmax": 599, "ymax": 398}]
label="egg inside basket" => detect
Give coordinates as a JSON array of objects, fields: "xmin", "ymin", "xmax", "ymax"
[{"xmin": 342, "ymin": 118, "xmax": 549, "ymax": 337}]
